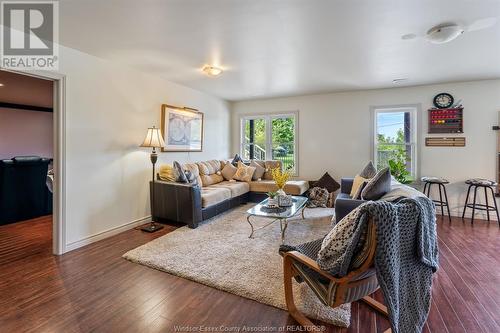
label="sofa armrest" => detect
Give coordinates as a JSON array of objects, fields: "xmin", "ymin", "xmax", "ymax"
[
  {"xmin": 340, "ymin": 177, "xmax": 355, "ymax": 194},
  {"xmin": 151, "ymin": 180, "xmax": 202, "ymax": 228},
  {"xmin": 334, "ymin": 196, "xmax": 366, "ymax": 222}
]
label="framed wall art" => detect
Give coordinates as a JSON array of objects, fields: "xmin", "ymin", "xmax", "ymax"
[{"xmin": 161, "ymin": 104, "xmax": 204, "ymax": 152}]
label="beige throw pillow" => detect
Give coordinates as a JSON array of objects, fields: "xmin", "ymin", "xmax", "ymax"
[
  {"xmin": 221, "ymin": 163, "xmax": 237, "ymax": 181},
  {"xmin": 350, "ymin": 175, "xmax": 368, "ymax": 198},
  {"xmin": 233, "ymin": 161, "xmax": 256, "ymax": 182},
  {"xmin": 158, "ymin": 165, "xmax": 177, "ymax": 182},
  {"xmin": 250, "ymin": 160, "xmax": 266, "ymax": 180}
]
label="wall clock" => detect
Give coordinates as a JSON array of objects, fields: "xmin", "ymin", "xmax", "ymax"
[{"xmin": 433, "ymin": 93, "xmax": 454, "ymax": 109}]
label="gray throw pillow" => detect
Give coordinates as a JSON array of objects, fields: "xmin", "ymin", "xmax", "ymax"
[
  {"xmin": 359, "ymin": 161, "xmax": 377, "ymax": 179},
  {"xmin": 361, "ymin": 167, "xmax": 391, "ymax": 200},
  {"xmin": 173, "ymin": 161, "xmax": 188, "ymax": 183},
  {"xmin": 231, "ymin": 154, "xmax": 243, "ymax": 166}
]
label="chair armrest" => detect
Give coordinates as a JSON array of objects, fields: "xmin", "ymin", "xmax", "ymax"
[
  {"xmin": 151, "ymin": 180, "xmax": 202, "ymax": 228},
  {"xmin": 283, "ymin": 251, "xmax": 337, "ymax": 281},
  {"xmin": 284, "ymin": 250, "xmax": 376, "ymax": 284},
  {"xmin": 340, "ymin": 178, "xmax": 354, "ymax": 194}
]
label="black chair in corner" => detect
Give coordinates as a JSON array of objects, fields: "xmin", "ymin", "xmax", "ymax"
[{"xmin": 0, "ymin": 156, "xmax": 52, "ymax": 225}]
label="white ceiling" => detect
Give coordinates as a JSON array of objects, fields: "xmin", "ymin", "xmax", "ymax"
[{"xmin": 59, "ymin": 0, "xmax": 500, "ymax": 101}]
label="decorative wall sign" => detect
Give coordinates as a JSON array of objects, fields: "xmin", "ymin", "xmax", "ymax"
[
  {"xmin": 425, "ymin": 137, "xmax": 465, "ymax": 147},
  {"xmin": 161, "ymin": 104, "xmax": 204, "ymax": 152},
  {"xmin": 428, "ymin": 107, "xmax": 463, "ymax": 133}
]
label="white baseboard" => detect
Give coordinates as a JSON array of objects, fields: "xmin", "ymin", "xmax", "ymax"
[
  {"xmin": 438, "ymin": 208, "xmax": 498, "ymax": 221},
  {"xmin": 65, "ymin": 215, "xmax": 152, "ymax": 253}
]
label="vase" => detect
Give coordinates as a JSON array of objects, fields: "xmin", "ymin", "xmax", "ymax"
[
  {"xmin": 268, "ymin": 197, "xmax": 278, "ymax": 207},
  {"xmin": 277, "ymin": 188, "xmax": 286, "ymax": 196}
]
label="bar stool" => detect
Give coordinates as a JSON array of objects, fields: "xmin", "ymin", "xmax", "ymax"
[
  {"xmin": 462, "ymin": 178, "xmax": 500, "ymax": 225},
  {"xmin": 421, "ymin": 177, "xmax": 451, "ymax": 222}
]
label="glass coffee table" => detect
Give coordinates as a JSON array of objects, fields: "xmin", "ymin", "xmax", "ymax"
[{"xmin": 246, "ymin": 196, "xmax": 308, "ymax": 243}]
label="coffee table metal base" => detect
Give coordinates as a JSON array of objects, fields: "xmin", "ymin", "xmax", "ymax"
[{"xmin": 246, "ymin": 205, "xmax": 307, "ymax": 243}]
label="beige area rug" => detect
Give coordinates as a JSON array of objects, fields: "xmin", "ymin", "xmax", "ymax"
[{"xmin": 123, "ymin": 204, "xmax": 350, "ymax": 327}]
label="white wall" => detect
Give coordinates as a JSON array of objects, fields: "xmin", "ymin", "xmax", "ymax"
[
  {"xmin": 0, "ymin": 108, "xmax": 53, "ymax": 159},
  {"xmin": 56, "ymin": 46, "xmax": 230, "ymax": 248},
  {"xmin": 231, "ymin": 80, "xmax": 500, "ymax": 219}
]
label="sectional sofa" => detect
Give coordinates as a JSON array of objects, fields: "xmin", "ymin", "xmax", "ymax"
[
  {"xmin": 334, "ymin": 177, "xmax": 367, "ymax": 222},
  {"xmin": 152, "ymin": 159, "xmax": 309, "ymax": 228}
]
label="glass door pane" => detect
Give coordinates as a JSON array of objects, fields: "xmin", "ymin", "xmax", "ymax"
[
  {"xmin": 242, "ymin": 118, "xmax": 267, "ymax": 160},
  {"xmin": 271, "ymin": 116, "xmax": 295, "ymax": 172}
]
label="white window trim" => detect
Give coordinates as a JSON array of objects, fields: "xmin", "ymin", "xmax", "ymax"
[
  {"xmin": 239, "ymin": 111, "xmax": 299, "ymax": 176},
  {"xmin": 370, "ymin": 104, "xmax": 421, "ymax": 179}
]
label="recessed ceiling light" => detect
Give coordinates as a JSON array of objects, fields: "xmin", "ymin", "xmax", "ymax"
[
  {"xmin": 202, "ymin": 65, "xmax": 223, "ymax": 77},
  {"xmin": 0, "ymin": 83, "xmax": 4, "ymax": 87},
  {"xmin": 401, "ymin": 33, "xmax": 417, "ymax": 40},
  {"xmin": 392, "ymin": 78, "xmax": 408, "ymax": 83}
]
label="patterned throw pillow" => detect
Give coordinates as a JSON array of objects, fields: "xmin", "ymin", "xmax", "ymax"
[
  {"xmin": 361, "ymin": 167, "xmax": 392, "ymax": 200},
  {"xmin": 233, "ymin": 161, "xmax": 256, "ymax": 182},
  {"xmin": 221, "ymin": 162, "xmax": 237, "ymax": 180},
  {"xmin": 250, "ymin": 160, "xmax": 266, "ymax": 180},
  {"xmin": 307, "ymin": 187, "xmax": 329, "ymax": 208},
  {"xmin": 350, "ymin": 175, "xmax": 368, "ymax": 198},
  {"xmin": 318, "ymin": 206, "xmax": 367, "ymax": 275},
  {"xmin": 359, "ymin": 161, "xmax": 377, "ymax": 179}
]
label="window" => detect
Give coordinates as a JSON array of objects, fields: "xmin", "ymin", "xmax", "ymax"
[
  {"xmin": 373, "ymin": 107, "xmax": 418, "ymax": 179},
  {"xmin": 240, "ymin": 112, "xmax": 298, "ymax": 174}
]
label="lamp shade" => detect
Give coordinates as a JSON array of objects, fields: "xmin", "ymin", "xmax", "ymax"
[{"xmin": 140, "ymin": 126, "xmax": 165, "ymax": 148}]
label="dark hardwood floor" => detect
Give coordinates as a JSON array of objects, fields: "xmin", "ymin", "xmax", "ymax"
[
  {"xmin": 0, "ymin": 214, "xmax": 499, "ymax": 332},
  {"xmin": 0, "ymin": 215, "xmax": 52, "ymax": 266}
]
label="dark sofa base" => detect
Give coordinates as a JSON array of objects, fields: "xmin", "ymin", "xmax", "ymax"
[
  {"xmin": 152, "ymin": 178, "xmax": 307, "ymax": 229},
  {"xmin": 201, "ymin": 192, "xmax": 250, "ymax": 221},
  {"xmin": 154, "ymin": 191, "xmax": 289, "ymax": 229},
  {"xmin": 154, "ymin": 192, "xmax": 257, "ymax": 229}
]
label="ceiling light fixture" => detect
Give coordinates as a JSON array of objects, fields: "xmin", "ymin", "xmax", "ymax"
[
  {"xmin": 0, "ymin": 83, "xmax": 4, "ymax": 87},
  {"xmin": 202, "ymin": 65, "xmax": 223, "ymax": 77},
  {"xmin": 426, "ymin": 23, "xmax": 464, "ymax": 44}
]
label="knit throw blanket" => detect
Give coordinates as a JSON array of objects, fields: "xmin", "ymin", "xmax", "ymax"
[{"xmin": 317, "ymin": 197, "xmax": 438, "ymax": 333}]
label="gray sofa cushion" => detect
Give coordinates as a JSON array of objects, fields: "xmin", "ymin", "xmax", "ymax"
[
  {"xmin": 361, "ymin": 167, "xmax": 391, "ymax": 200},
  {"xmin": 359, "ymin": 161, "xmax": 377, "ymax": 179}
]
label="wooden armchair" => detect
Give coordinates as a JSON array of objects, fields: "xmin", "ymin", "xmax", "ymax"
[{"xmin": 282, "ymin": 220, "xmax": 391, "ymax": 332}]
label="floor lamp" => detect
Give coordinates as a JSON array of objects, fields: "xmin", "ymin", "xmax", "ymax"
[{"xmin": 140, "ymin": 126, "xmax": 165, "ymax": 232}]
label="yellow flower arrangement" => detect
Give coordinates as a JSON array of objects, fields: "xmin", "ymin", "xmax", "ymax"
[{"xmin": 271, "ymin": 167, "xmax": 292, "ymax": 190}]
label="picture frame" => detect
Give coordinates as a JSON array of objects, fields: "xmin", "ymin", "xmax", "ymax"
[{"xmin": 160, "ymin": 104, "xmax": 204, "ymax": 152}]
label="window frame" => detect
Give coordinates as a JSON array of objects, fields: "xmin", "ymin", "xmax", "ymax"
[
  {"xmin": 370, "ymin": 105, "xmax": 420, "ymax": 179},
  {"xmin": 239, "ymin": 111, "xmax": 299, "ymax": 176}
]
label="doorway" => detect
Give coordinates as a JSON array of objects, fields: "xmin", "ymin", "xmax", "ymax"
[{"xmin": 0, "ymin": 69, "xmax": 65, "ymax": 258}]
